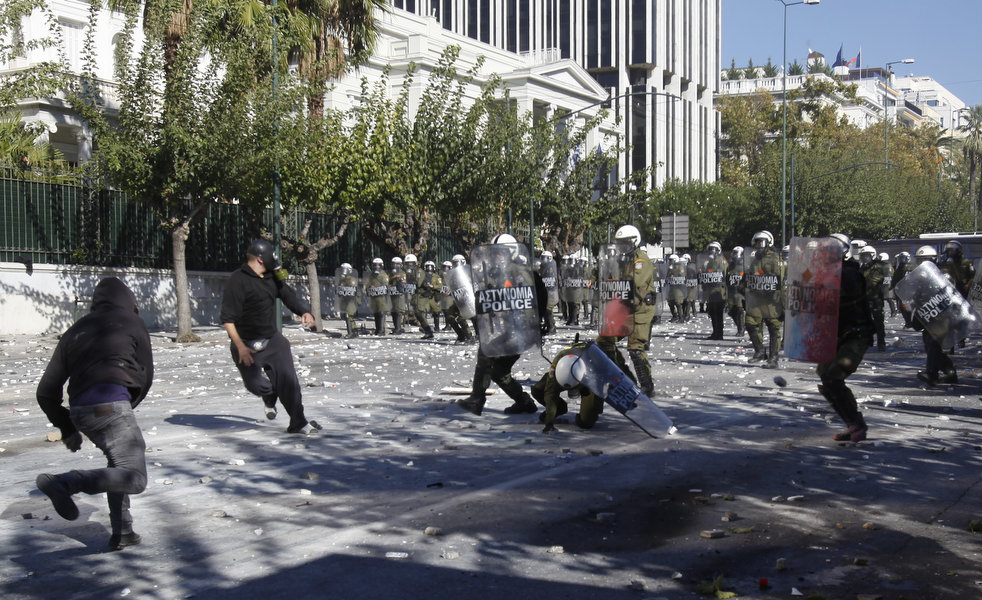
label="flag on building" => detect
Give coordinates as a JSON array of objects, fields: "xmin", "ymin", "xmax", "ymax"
[
  {"xmin": 847, "ymin": 47, "xmax": 862, "ymax": 69},
  {"xmin": 832, "ymin": 44, "xmax": 845, "ymax": 67}
]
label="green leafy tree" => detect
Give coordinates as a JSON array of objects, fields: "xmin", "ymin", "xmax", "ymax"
[
  {"xmin": 959, "ymin": 105, "xmax": 982, "ymax": 219},
  {"xmin": 743, "ymin": 58, "xmax": 757, "ymax": 80}
]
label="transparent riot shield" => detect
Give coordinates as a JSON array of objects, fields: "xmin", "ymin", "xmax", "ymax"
[
  {"xmin": 575, "ymin": 344, "xmax": 676, "ymax": 438},
  {"xmin": 470, "ymin": 243, "xmax": 540, "ymax": 357},
  {"xmin": 783, "ymin": 238, "xmax": 841, "ymax": 363},
  {"xmin": 665, "ymin": 263, "xmax": 686, "ymax": 303},
  {"xmin": 725, "ymin": 250, "xmax": 748, "ymax": 305},
  {"xmin": 652, "ymin": 261, "xmax": 667, "ymax": 318},
  {"xmin": 539, "ymin": 257, "xmax": 560, "ymax": 307},
  {"xmin": 697, "ymin": 252, "xmax": 727, "ymax": 302},
  {"xmin": 896, "ymin": 261, "xmax": 980, "ymax": 348},
  {"xmin": 745, "ymin": 251, "xmax": 783, "ymax": 317},
  {"xmin": 364, "ymin": 271, "xmax": 392, "ymax": 313},
  {"xmin": 400, "ymin": 266, "xmax": 418, "ymax": 296},
  {"xmin": 596, "ymin": 244, "xmax": 636, "ymax": 337},
  {"xmin": 334, "ymin": 266, "xmax": 361, "ymax": 315},
  {"xmin": 685, "ymin": 262, "xmax": 699, "ymax": 302},
  {"xmin": 446, "ymin": 264, "xmax": 477, "ymax": 320}
]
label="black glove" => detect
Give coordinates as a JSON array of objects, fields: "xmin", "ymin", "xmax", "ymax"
[{"xmin": 62, "ymin": 430, "xmax": 82, "ymax": 452}]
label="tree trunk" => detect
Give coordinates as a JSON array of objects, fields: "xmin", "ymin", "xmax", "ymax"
[
  {"xmin": 306, "ymin": 260, "xmax": 322, "ymax": 331},
  {"xmin": 172, "ymin": 220, "xmax": 201, "ymax": 343}
]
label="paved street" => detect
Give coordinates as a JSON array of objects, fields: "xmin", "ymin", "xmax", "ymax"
[{"xmin": 2, "ymin": 312, "xmax": 981, "ymax": 599}]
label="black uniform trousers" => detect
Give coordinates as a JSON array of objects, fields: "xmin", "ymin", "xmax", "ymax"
[{"xmin": 231, "ymin": 331, "xmax": 309, "ymax": 431}]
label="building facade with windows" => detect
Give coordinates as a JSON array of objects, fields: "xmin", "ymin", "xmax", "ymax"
[{"xmin": 389, "ymin": 0, "xmax": 721, "ymax": 186}]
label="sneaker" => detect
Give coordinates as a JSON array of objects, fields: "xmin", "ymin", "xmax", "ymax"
[
  {"xmin": 287, "ymin": 420, "xmax": 323, "ymax": 435},
  {"xmin": 917, "ymin": 371, "xmax": 938, "ymax": 387},
  {"xmin": 36, "ymin": 474, "xmax": 79, "ymax": 521},
  {"xmin": 264, "ymin": 405, "xmax": 277, "ymax": 420},
  {"xmin": 456, "ymin": 396, "xmax": 485, "ymax": 416},
  {"xmin": 833, "ymin": 424, "xmax": 868, "ymax": 443},
  {"xmin": 503, "ymin": 400, "xmax": 537, "ymax": 414},
  {"xmin": 107, "ymin": 532, "xmax": 142, "ymax": 552}
]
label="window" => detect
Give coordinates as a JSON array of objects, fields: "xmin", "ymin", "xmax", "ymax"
[{"xmin": 60, "ymin": 20, "xmax": 85, "ymax": 74}]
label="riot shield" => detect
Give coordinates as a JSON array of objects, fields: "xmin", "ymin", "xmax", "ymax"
[
  {"xmin": 651, "ymin": 261, "xmax": 667, "ymax": 318},
  {"xmin": 401, "ymin": 267, "xmax": 418, "ymax": 296},
  {"xmin": 470, "ymin": 243, "xmax": 540, "ymax": 357},
  {"xmin": 665, "ymin": 264, "xmax": 686, "ymax": 303},
  {"xmin": 783, "ymin": 238, "xmax": 841, "ymax": 363},
  {"xmin": 697, "ymin": 252, "xmax": 726, "ymax": 302},
  {"xmin": 446, "ymin": 264, "xmax": 477, "ymax": 319},
  {"xmin": 539, "ymin": 258, "xmax": 560, "ymax": 307},
  {"xmin": 725, "ymin": 250, "xmax": 748, "ymax": 305},
  {"xmin": 684, "ymin": 262, "xmax": 699, "ymax": 302},
  {"xmin": 575, "ymin": 344, "xmax": 676, "ymax": 438},
  {"xmin": 896, "ymin": 261, "xmax": 980, "ymax": 348},
  {"xmin": 596, "ymin": 244, "xmax": 636, "ymax": 337},
  {"xmin": 334, "ymin": 267, "xmax": 361, "ymax": 300},
  {"xmin": 364, "ymin": 273, "xmax": 392, "ymax": 313},
  {"xmin": 745, "ymin": 251, "xmax": 783, "ymax": 317}
]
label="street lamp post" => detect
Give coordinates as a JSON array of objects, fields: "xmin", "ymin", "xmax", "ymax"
[
  {"xmin": 884, "ymin": 58, "xmax": 914, "ymax": 167},
  {"xmin": 780, "ymin": 0, "xmax": 820, "ymax": 250}
]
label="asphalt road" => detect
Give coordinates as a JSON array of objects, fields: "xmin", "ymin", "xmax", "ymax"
[{"xmin": 1, "ymin": 311, "xmax": 981, "ymax": 600}]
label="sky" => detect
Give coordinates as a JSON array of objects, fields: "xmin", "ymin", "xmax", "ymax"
[{"xmin": 722, "ymin": 0, "xmax": 982, "ymax": 108}]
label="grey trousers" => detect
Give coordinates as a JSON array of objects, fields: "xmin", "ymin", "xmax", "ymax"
[{"xmin": 68, "ymin": 401, "xmax": 147, "ymax": 535}]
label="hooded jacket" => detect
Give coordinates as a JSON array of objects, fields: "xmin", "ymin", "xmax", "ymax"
[{"xmin": 36, "ymin": 277, "xmax": 154, "ymax": 436}]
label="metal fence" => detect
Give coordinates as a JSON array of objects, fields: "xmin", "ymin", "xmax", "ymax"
[{"xmin": 1, "ymin": 165, "xmax": 494, "ymax": 274}]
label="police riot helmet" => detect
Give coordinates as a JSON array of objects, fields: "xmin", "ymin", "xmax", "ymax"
[
  {"xmin": 541, "ymin": 250, "xmax": 553, "ymax": 259},
  {"xmin": 878, "ymin": 252, "xmax": 889, "ymax": 263},
  {"xmin": 751, "ymin": 230, "xmax": 774, "ymax": 249},
  {"xmin": 451, "ymin": 254, "xmax": 466, "ymax": 267},
  {"xmin": 340, "ymin": 262, "xmax": 353, "ymax": 275},
  {"xmin": 830, "ymin": 233, "xmax": 851, "ymax": 259},
  {"xmin": 442, "ymin": 260, "xmax": 452, "ymax": 270},
  {"xmin": 668, "ymin": 253, "xmax": 679, "ymax": 263},
  {"xmin": 423, "ymin": 260, "xmax": 436, "ymax": 271},
  {"xmin": 681, "ymin": 253, "xmax": 691, "ymax": 263},
  {"xmin": 247, "ymin": 239, "xmax": 280, "ymax": 270},
  {"xmin": 731, "ymin": 246, "xmax": 744, "ymax": 259},
  {"xmin": 404, "ymin": 253, "xmax": 418, "ymax": 264},
  {"xmin": 945, "ymin": 240, "xmax": 963, "ymax": 258},
  {"xmin": 914, "ymin": 245, "xmax": 938, "ymax": 264},
  {"xmin": 492, "ymin": 233, "xmax": 517, "ymax": 244},
  {"xmin": 850, "ymin": 239, "xmax": 867, "ymax": 256},
  {"xmin": 707, "ymin": 241, "xmax": 722, "ymax": 254},
  {"xmin": 391, "ymin": 256, "xmax": 403, "ymax": 265},
  {"xmin": 858, "ymin": 245, "xmax": 877, "ymax": 263},
  {"xmin": 897, "ymin": 251, "xmax": 911, "ymax": 265},
  {"xmin": 371, "ymin": 257, "xmax": 383, "ymax": 271},
  {"xmin": 614, "ymin": 225, "xmax": 642, "ymax": 249},
  {"xmin": 554, "ymin": 354, "xmax": 587, "ymax": 390}
]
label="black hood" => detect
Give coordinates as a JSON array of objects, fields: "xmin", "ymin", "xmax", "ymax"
[{"xmin": 91, "ymin": 277, "xmax": 139, "ymax": 314}]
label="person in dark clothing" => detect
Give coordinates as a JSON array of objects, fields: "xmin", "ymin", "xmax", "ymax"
[
  {"xmin": 817, "ymin": 234, "xmax": 874, "ymax": 443},
  {"xmin": 35, "ymin": 277, "xmax": 153, "ymax": 551},
  {"xmin": 221, "ymin": 239, "xmax": 321, "ymax": 434}
]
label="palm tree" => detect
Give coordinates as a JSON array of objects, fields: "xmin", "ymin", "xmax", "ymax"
[{"xmin": 959, "ymin": 105, "xmax": 982, "ymax": 222}]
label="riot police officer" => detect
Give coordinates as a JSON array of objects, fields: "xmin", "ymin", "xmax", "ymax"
[
  {"xmin": 880, "ymin": 252, "xmax": 896, "ymax": 317},
  {"xmin": 388, "ymin": 257, "xmax": 408, "ymax": 334},
  {"xmin": 457, "ymin": 233, "xmax": 541, "ymax": 416},
  {"xmin": 538, "ymin": 250, "xmax": 559, "ymax": 334},
  {"xmin": 402, "ymin": 254, "xmax": 420, "ymax": 326},
  {"xmin": 596, "ymin": 225, "xmax": 656, "ymax": 395},
  {"xmin": 858, "ymin": 246, "xmax": 886, "ymax": 351},
  {"xmin": 335, "ymin": 263, "xmax": 361, "ymax": 338},
  {"xmin": 890, "ymin": 251, "xmax": 914, "ymax": 328},
  {"xmin": 415, "ymin": 260, "xmax": 441, "ymax": 339},
  {"xmin": 665, "ymin": 254, "xmax": 686, "ymax": 322},
  {"xmin": 726, "ymin": 246, "xmax": 746, "ymax": 336},
  {"xmin": 442, "ymin": 256, "xmax": 473, "ymax": 344},
  {"xmin": 941, "ymin": 240, "xmax": 975, "ymax": 297},
  {"xmin": 365, "ymin": 258, "xmax": 390, "ymax": 336},
  {"xmin": 911, "ymin": 245, "xmax": 959, "ymax": 386},
  {"xmin": 742, "ymin": 230, "xmax": 784, "ymax": 369},
  {"xmin": 818, "ymin": 234, "xmax": 873, "ymax": 443},
  {"xmin": 578, "ymin": 256, "xmax": 592, "ymax": 326},
  {"xmin": 700, "ymin": 241, "xmax": 728, "ymax": 340},
  {"xmin": 682, "ymin": 253, "xmax": 697, "ymax": 321}
]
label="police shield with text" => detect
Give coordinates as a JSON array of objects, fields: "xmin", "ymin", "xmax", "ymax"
[
  {"xmin": 334, "ymin": 263, "xmax": 361, "ymax": 339},
  {"xmin": 698, "ymin": 242, "xmax": 728, "ymax": 340}
]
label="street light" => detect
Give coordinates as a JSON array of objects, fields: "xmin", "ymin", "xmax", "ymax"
[
  {"xmin": 884, "ymin": 58, "xmax": 914, "ymax": 167},
  {"xmin": 780, "ymin": 0, "xmax": 820, "ymax": 249}
]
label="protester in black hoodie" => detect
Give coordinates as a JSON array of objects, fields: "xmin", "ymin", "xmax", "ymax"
[{"xmin": 35, "ymin": 277, "xmax": 153, "ymax": 551}]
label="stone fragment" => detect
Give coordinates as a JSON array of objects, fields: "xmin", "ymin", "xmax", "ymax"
[
  {"xmin": 424, "ymin": 526, "xmax": 442, "ymax": 536},
  {"xmin": 721, "ymin": 512, "xmax": 737, "ymax": 522},
  {"xmin": 547, "ymin": 545, "xmax": 564, "ymax": 554},
  {"xmin": 46, "ymin": 431, "xmax": 61, "ymax": 442},
  {"xmin": 700, "ymin": 529, "xmax": 725, "ymax": 539},
  {"xmin": 776, "ymin": 557, "xmax": 787, "ymax": 571}
]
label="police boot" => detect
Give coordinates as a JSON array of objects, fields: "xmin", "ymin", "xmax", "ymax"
[
  {"xmin": 746, "ymin": 323, "xmax": 766, "ymax": 361},
  {"xmin": 393, "ymin": 313, "xmax": 406, "ymax": 335},
  {"xmin": 736, "ymin": 312, "xmax": 745, "ymax": 336},
  {"xmin": 629, "ymin": 350, "xmax": 654, "ymax": 396},
  {"xmin": 762, "ymin": 332, "xmax": 781, "ymax": 369},
  {"xmin": 545, "ymin": 312, "xmax": 557, "ymax": 335},
  {"xmin": 373, "ymin": 313, "xmax": 384, "ymax": 335},
  {"xmin": 421, "ymin": 322, "xmax": 435, "ymax": 340},
  {"xmin": 432, "ymin": 313, "xmax": 440, "ymax": 331},
  {"xmin": 344, "ymin": 316, "xmax": 357, "ymax": 339},
  {"xmin": 457, "ymin": 395, "xmax": 485, "ymax": 416}
]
